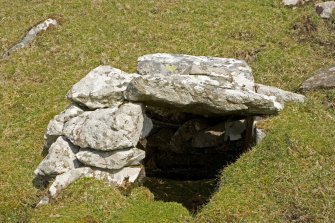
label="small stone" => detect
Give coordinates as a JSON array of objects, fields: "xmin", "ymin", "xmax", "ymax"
[
  {"xmin": 283, "ymin": 0, "xmax": 309, "ymax": 6},
  {"xmin": 63, "ymin": 103, "xmax": 144, "ymax": 151},
  {"xmin": 34, "ymin": 136, "xmax": 80, "ymax": 177},
  {"xmin": 316, "ymin": 1, "xmax": 335, "ymax": 19},
  {"xmin": 35, "ymin": 196, "xmax": 49, "ymax": 208},
  {"xmin": 75, "ymin": 148, "xmax": 145, "ymax": 170},
  {"xmin": 2, "ymin": 18, "xmax": 58, "ymax": 59},
  {"xmin": 67, "ymin": 66, "xmax": 137, "ymax": 109},
  {"xmin": 256, "ymin": 129, "xmax": 266, "ymax": 145},
  {"xmin": 301, "ymin": 66, "xmax": 335, "ymax": 91},
  {"xmin": 48, "ymin": 166, "xmax": 144, "ymax": 198}
]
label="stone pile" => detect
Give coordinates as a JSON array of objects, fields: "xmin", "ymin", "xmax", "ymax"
[{"xmin": 34, "ymin": 53, "xmax": 305, "ymax": 197}]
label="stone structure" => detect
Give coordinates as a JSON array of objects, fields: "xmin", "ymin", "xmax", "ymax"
[{"xmin": 34, "ymin": 53, "xmax": 305, "ymax": 199}]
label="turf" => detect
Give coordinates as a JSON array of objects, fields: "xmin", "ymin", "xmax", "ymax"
[{"xmin": 1, "ymin": 0, "xmax": 334, "ymax": 222}]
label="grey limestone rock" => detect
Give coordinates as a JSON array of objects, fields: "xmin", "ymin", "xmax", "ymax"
[
  {"xmin": 301, "ymin": 66, "xmax": 335, "ymax": 91},
  {"xmin": 255, "ymin": 84, "xmax": 305, "ymax": 104},
  {"xmin": 63, "ymin": 103, "xmax": 144, "ymax": 151},
  {"xmin": 34, "ymin": 136, "xmax": 80, "ymax": 177},
  {"xmin": 48, "ymin": 166, "xmax": 144, "ymax": 197},
  {"xmin": 283, "ymin": 0, "xmax": 310, "ymax": 6},
  {"xmin": 76, "ymin": 148, "xmax": 145, "ymax": 170},
  {"xmin": 192, "ymin": 122, "xmax": 226, "ymax": 148},
  {"xmin": 44, "ymin": 104, "xmax": 84, "ymax": 149},
  {"xmin": 3, "ymin": 18, "xmax": 58, "ymax": 59},
  {"xmin": 67, "ymin": 66, "xmax": 136, "ymax": 109},
  {"xmin": 316, "ymin": 1, "xmax": 335, "ymax": 19},
  {"xmin": 125, "ymin": 74, "xmax": 283, "ymax": 116},
  {"xmin": 138, "ymin": 53, "xmax": 255, "ymax": 90}
]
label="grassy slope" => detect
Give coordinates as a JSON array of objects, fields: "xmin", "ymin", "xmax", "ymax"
[{"xmin": 0, "ymin": 0, "xmax": 334, "ymax": 222}]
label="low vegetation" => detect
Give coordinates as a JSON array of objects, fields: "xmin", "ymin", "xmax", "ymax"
[{"xmin": 1, "ymin": 0, "xmax": 334, "ymax": 222}]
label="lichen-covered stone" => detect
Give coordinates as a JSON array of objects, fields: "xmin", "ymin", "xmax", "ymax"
[
  {"xmin": 63, "ymin": 103, "xmax": 144, "ymax": 151},
  {"xmin": 67, "ymin": 66, "xmax": 136, "ymax": 109},
  {"xmin": 2, "ymin": 18, "xmax": 58, "ymax": 59},
  {"xmin": 316, "ymin": 1, "xmax": 335, "ymax": 19},
  {"xmin": 76, "ymin": 148, "xmax": 145, "ymax": 169},
  {"xmin": 48, "ymin": 166, "xmax": 144, "ymax": 197},
  {"xmin": 138, "ymin": 53, "xmax": 254, "ymax": 90},
  {"xmin": 34, "ymin": 137, "xmax": 80, "ymax": 176},
  {"xmin": 301, "ymin": 66, "xmax": 335, "ymax": 91},
  {"xmin": 255, "ymin": 84, "xmax": 305, "ymax": 104},
  {"xmin": 44, "ymin": 104, "xmax": 84, "ymax": 149},
  {"xmin": 125, "ymin": 74, "xmax": 283, "ymax": 116}
]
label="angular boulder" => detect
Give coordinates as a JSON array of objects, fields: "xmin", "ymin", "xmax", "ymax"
[
  {"xmin": 48, "ymin": 166, "xmax": 144, "ymax": 197},
  {"xmin": 124, "ymin": 74, "xmax": 283, "ymax": 116},
  {"xmin": 34, "ymin": 137, "xmax": 80, "ymax": 176},
  {"xmin": 67, "ymin": 66, "xmax": 136, "ymax": 109},
  {"xmin": 44, "ymin": 104, "xmax": 84, "ymax": 149},
  {"xmin": 63, "ymin": 103, "xmax": 144, "ymax": 151},
  {"xmin": 255, "ymin": 84, "xmax": 305, "ymax": 104},
  {"xmin": 76, "ymin": 148, "xmax": 145, "ymax": 170},
  {"xmin": 138, "ymin": 53, "xmax": 255, "ymax": 90},
  {"xmin": 301, "ymin": 66, "xmax": 335, "ymax": 91}
]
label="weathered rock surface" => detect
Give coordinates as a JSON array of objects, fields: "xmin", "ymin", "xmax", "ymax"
[
  {"xmin": 192, "ymin": 122, "xmax": 225, "ymax": 148},
  {"xmin": 76, "ymin": 148, "xmax": 145, "ymax": 170},
  {"xmin": 255, "ymin": 84, "xmax": 305, "ymax": 104},
  {"xmin": 125, "ymin": 74, "xmax": 283, "ymax": 116},
  {"xmin": 141, "ymin": 115, "xmax": 153, "ymax": 139},
  {"xmin": 63, "ymin": 103, "xmax": 144, "ymax": 151},
  {"xmin": 34, "ymin": 137, "xmax": 80, "ymax": 176},
  {"xmin": 67, "ymin": 66, "xmax": 136, "ymax": 109},
  {"xmin": 49, "ymin": 166, "xmax": 144, "ymax": 197},
  {"xmin": 283, "ymin": 0, "xmax": 310, "ymax": 6},
  {"xmin": 170, "ymin": 119, "xmax": 210, "ymax": 153},
  {"xmin": 138, "ymin": 53, "xmax": 255, "ymax": 90},
  {"xmin": 44, "ymin": 104, "xmax": 84, "ymax": 149},
  {"xmin": 301, "ymin": 66, "xmax": 335, "ymax": 91},
  {"xmin": 2, "ymin": 18, "xmax": 58, "ymax": 59},
  {"xmin": 316, "ymin": 1, "xmax": 335, "ymax": 19}
]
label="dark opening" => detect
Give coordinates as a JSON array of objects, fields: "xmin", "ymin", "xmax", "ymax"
[{"xmin": 140, "ymin": 107, "xmax": 254, "ymax": 213}]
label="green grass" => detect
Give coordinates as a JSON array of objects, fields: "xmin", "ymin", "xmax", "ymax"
[{"xmin": 1, "ymin": 0, "xmax": 335, "ymax": 222}]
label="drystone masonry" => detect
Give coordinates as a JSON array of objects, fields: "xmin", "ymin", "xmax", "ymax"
[{"xmin": 34, "ymin": 53, "xmax": 305, "ymax": 199}]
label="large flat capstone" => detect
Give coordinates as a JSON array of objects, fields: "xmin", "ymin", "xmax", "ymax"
[
  {"xmin": 138, "ymin": 53, "xmax": 255, "ymax": 90},
  {"xmin": 124, "ymin": 74, "xmax": 283, "ymax": 116}
]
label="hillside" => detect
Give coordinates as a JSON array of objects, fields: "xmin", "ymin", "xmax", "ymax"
[{"xmin": 1, "ymin": 0, "xmax": 334, "ymax": 222}]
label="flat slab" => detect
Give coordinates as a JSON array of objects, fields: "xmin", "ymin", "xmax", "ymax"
[
  {"xmin": 138, "ymin": 53, "xmax": 255, "ymax": 90},
  {"xmin": 124, "ymin": 74, "xmax": 283, "ymax": 116}
]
